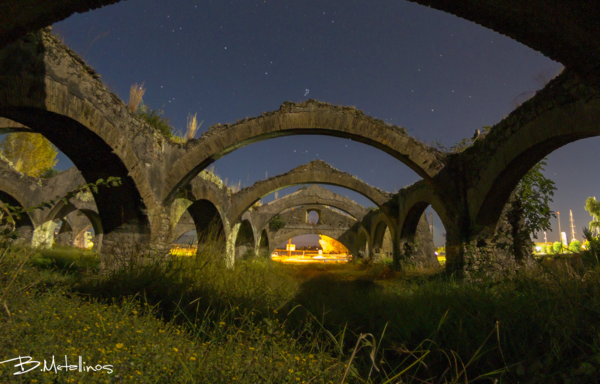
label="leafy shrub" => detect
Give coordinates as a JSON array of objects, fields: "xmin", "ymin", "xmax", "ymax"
[
  {"xmin": 541, "ymin": 245, "xmax": 547, "ymax": 254},
  {"xmin": 137, "ymin": 103, "xmax": 174, "ymax": 138},
  {"xmin": 39, "ymin": 168, "xmax": 58, "ymax": 178},
  {"xmin": 269, "ymin": 214, "xmax": 286, "ymax": 232},
  {"xmin": 569, "ymin": 240, "xmax": 582, "ymax": 253},
  {"xmin": 553, "ymin": 241, "xmax": 563, "ymax": 254}
]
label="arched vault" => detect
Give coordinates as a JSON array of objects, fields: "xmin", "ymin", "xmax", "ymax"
[
  {"xmin": 250, "ymin": 184, "xmax": 368, "ymax": 233},
  {"xmin": 163, "ymin": 100, "xmax": 445, "ymax": 203},
  {"xmin": 229, "ymin": 160, "xmax": 392, "ymax": 225}
]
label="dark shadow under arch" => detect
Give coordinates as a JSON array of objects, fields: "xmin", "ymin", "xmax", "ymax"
[
  {"xmin": 0, "ymin": 107, "xmax": 149, "ymax": 234},
  {"xmin": 235, "ymin": 219, "xmax": 255, "ymax": 259},
  {"xmin": 187, "ymin": 199, "xmax": 225, "ymax": 248},
  {"xmin": 258, "ymin": 229, "xmax": 269, "ymax": 258},
  {"xmin": 0, "ymin": 190, "xmax": 34, "ymax": 229},
  {"xmin": 372, "ymin": 221, "xmax": 392, "ymax": 259},
  {"xmin": 356, "ymin": 227, "xmax": 370, "ymax": 259}
]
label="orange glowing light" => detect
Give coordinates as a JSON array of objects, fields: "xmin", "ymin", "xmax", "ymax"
[{"xmin": 318, "ymin": 235, "xmax": 349, "ymax": 254}]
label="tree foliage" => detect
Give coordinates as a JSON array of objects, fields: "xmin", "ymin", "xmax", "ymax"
[
  {"xmin": 137, "ymin": 102, "xmax": 174, "ymax": 138},
  {"xmin": 0, "ymin": 133, "xmax": 58, "ymax": 177},
  {"xmin": 585, "ymin": 197, "xmax": 600, "ymax": 231},
  {"xmin": 269, "ymin": 215, "xmax": 286, "ymax": 232},
  {"xmin": 502, "ymin": 159, "xmax": 556, "ymax": 263},
  {"xmin": 552, "ymin": 241, "xmax": 563, "ymax": 254},
  {"xmin": 569, "ymin": 240, "xmax": 582, "ymax": 253},
  {"xmin": 513, "ymin": 159, "xmax": 557, "ymax": 238}
]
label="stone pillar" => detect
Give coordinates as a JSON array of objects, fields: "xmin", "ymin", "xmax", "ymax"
[
  {"xmin": 11, "ymin": 225, "xmax": 33, "ymax": 247},
  {"xmin": 396, "ymin": 214, "xmax": 437, "ymax": 268},
  {"xmin": 444, "ymin": 226, "xmax": 465, "ymax": 276},
  {"xmin": 98, "ymin": 222, "xmax": 153, "ymax": 271},
  {"xmin": 254, "ymin": 232, "xmax": 262, "ymax": 259},
  {"xmin": 92, "ymin": 233, "xmax": 103, "ymax": 253},
  {"xmin": 225, "ymin": 222, "xmax": 240, "ymax": 268},
  {"xmin": 32, "ymin": 221, "xmax": 58, "ymax": 249},
  {"xmin": 392, "ymin": 235, "xmax": 401, "ymax": 270},
  {"xmin": 56, "ymin": 232, "xmax": 72, "ymax": 246}
]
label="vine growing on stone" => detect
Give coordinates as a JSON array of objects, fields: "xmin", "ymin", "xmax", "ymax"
[
  {"xmin": 269, "ymin": 215, "xmax": 286, "ymax": 232},
  {"xmin": 0, "ymin": 177, "xmax": 122, "ymax": 242}
]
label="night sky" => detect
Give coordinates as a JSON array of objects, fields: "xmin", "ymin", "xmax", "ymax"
[{"xmin": 47, "ymin": 0, "xmax": 599, "ymax": 247}]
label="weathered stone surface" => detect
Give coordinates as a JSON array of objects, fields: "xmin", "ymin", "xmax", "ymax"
[
  {"xmin": 265, "ymin": 205, "xmax": 361, "ymax": 255},
  {"xmin": 0, "ymin": 29, "xmax": 160, "ymax": 247},
  {"xmin": 230, "ymin": 160, "xmax": 391, "ymax": 224},
  {"xmin": 162, "ymin": 100, "xmax": 445, "ymax": 204},
  {"xmin": 249, "ymin": 184, "xmax": 368, "ymax": 234},
  {"xmin": 1, "ymin": 17, "xmax": 598, "ymax": 273},
  {"xmin": 461, "ymin": 69, "xmax": 600, "ymax": 230}
]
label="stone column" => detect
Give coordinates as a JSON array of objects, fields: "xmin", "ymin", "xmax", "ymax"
[
  {"xmin": 99, "ymin": 222, "xmax": 153, "ymax": 270},
  {"xmin": 32, "ymin": 221, "xmax": 58, "ymax": 249},
  {"xmin": 92, "ymin": 233, "xmax": 103, "ymax": 253},
  {"xmin": 444, "ymin": 225, "xmax": 465, "ymax": 277},
  {"xmin": 225, "ymin": 222, "xmax": 240, "ymax": 268},
  {"xmin": 392, "ymin": 234, "xmax": 402, "ymax": 270}
]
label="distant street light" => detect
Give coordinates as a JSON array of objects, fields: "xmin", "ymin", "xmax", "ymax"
[{"xmin": 557, "ymin": 211, "xmax": 561, "ymax": 243}]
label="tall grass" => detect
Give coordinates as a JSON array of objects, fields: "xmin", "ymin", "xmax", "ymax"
[
  {"xmin": 128, "ymin": 82, "xmax": 146, "ymax": 112},
  {"xmin": 281, "ymin": 262, "xmax": 600, "ymax": 382},
  {"xmin": 186, "ymin": 113, "xmax": 203, "ymax": 141},
  {"xmin": 0, "ymin": 242, "xmax": 346, "ymax": 383},
  {"xmin": 2, "ymin": 231, "xmax": 600, "ymax": 382}
]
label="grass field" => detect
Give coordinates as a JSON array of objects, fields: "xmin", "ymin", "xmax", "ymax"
[{"xmin": 1, "ymin": 244, "xmax": 600, "ymax": 383}]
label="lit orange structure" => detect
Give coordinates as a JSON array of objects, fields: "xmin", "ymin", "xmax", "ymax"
[{"xmin": 272, "ymin": 236, "xmax": 352, "ymax": 264}]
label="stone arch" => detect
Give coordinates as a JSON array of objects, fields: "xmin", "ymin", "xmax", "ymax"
[
  {"xmin": 34, "ymin": 202, "xmax": 104, "ymax": 251},
  {"xmin": 395, "ymin": 180, "xmax": 451, "ymax": 266},
  {"xmin": 371, "ymin": 219, "xmax": 393, "ymax": 261},
  {"xmin": 186, "ymin": 199, "xmax": 226, "ymax": 248},
  {"xmin": 397, "ymin": 180, "xmax": 453, "ymax": 243},
  {"xmin": 230, "ymin": 160, "xmax": 392, "ymax": 224},
  {"xmin": 469, "ymin": 89, "xmax": 600, "ymax": 230},
  {"xmin": 168, "ymin": 170, "xmax": 231, "ymax": 242},
  {"xmin": 0, "ymin": 178, "xmax": 33, "ymax": 216},
  {"xmin": 55, "ymin": 215, "xmax": 74, "ymax": 246},
  {"xmin": 1, "ymin": 2, "xmax": 124, "ymax": 49},
  {"xmin": 235, "ymin": 219, "xmax": 256, "ymax": 259},
  {"xmin": 0, "ymin": 30, "xmax": 161, "ymax": 253},
  {"xmin": 257, "ymin": 229, "xmax": 269, "ymax": 258},
  {"xmin": 163, "ymin": 100, "xmax": 444, "ymax": 203},
  {"xmin": 251, "ymin": 185, "xmax": 368, "ymax": 234},
  {"xmin": 0, "ymin": 189, "xmax": 35, "ymax": 243},
  {"xmin": 356, "ymin": 226, "xmax": 370, "ymax": 259},
  {"xmin": 0, "ymin": 189, "xmax": 34, "ymax": 228},
  {"xmin": 397, "ymin": 203, "xmax": 441, "ymax": 266},
  {"xmin": 0, "ymin": 160, "xmax": 41, "ymax": 223},
  {"xmin": 0, "ymin": 109, "xmax": 150, "ymax": 239},
  {"xmin": 306, "ymin": 208, "xmax": 320, "ymax": 225},
  {"xmin": 39, "ymin": 195, "xmax": 103, "ymax": 249},
  {"xmin": 43, "ymin": 198, "xmax": 97, "ymax": 224},
  {"xmin": 73, "ymin": 223, "xmax": 92, "ymax": 248},
  {"xmin": 72, "ymin": 209, "xmax": 103, "ymax": 252}
]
